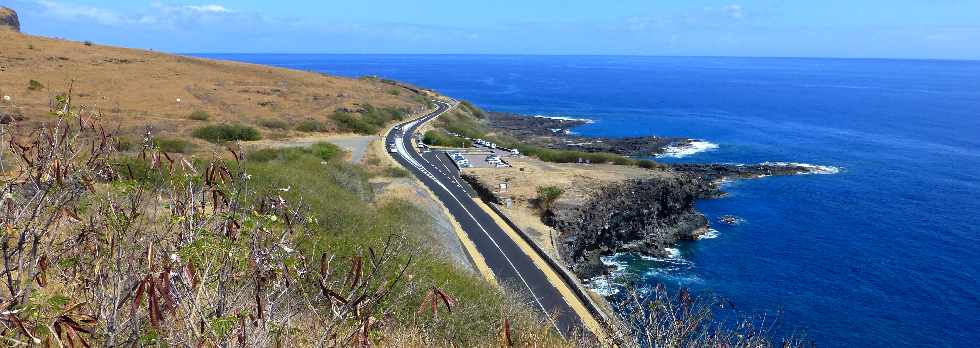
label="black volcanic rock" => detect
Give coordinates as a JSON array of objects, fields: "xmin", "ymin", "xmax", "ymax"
[
  {"xmin": 487, "ymin": 112, "xmax": 682, "ymax": 156},
  {"xmin": 0, "ymin": 7, "xmax": 19, "ymax": 32},
  {"xmin": 546, "ymin": 175, "xmax": 715, "ymax": 278}
]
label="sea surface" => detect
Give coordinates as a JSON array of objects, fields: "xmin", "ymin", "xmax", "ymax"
[{"xmin": 197, "ymin": 54, "xmax": 980, "ymax": 347}]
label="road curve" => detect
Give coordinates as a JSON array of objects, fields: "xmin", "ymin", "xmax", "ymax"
[{"xmin": 385, "ymin": 100, "xmax": 584, "ymax": 338}]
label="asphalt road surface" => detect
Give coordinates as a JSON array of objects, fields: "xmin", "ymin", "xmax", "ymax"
[{"xmin": 385, "ymin": 101, "xmax": 584, "ymax": 338}]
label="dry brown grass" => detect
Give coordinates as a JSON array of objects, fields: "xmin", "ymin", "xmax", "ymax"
[{"xmin": 0, "ymin": 30, "xmax": 426, "ymax": 147}]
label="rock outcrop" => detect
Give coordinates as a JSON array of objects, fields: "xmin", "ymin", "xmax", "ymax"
[
  {"xmin": 546, "ymin": 175, "xmax": 715, "ymax": 278},
  {"xmin": 0, "ymin": 7, "xmax": 20, "ymax": 32}
]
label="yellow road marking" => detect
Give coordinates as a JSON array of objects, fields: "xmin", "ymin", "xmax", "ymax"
[
  {"xmin": 382, "ymin": 119, "xmax": 498, "ymax": 286},
  {"xmin": 472, "ymin": 200, "xmax": 606, "ymax": 340}
]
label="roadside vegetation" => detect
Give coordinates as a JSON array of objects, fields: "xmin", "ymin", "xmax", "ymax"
[{"xmin": 423, "ymin": 129, "xmax": 472, "ymax": 148}]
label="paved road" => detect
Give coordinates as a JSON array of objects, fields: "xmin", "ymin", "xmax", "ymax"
[{"xmin": 385, "ymin": 101, "xmax": 584, "ymax": 337}]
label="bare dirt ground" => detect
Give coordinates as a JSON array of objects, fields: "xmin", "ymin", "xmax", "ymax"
[
  {"xmin": 463, "ymin": 155, "xmax": 667, "ymax": 259},
  {"xmin": 0, "ymin": 31, "xmax": 423, "ymax": 141}
]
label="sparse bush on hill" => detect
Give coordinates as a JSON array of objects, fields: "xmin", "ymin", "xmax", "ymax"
[
  {"xmin": 296, "ymin": 119, "xmax": 329, "ymax": 132},
  {"xmin": 192, "ymin": 123, "xmax": 261, "ymax": 143},
  {"xmin": 332, "ymin": 104, "xmax": 408, "ymax": 134},
  {"xmin": 27, "ymin": 79, "xmax": 44, "ymax": 91},
  {"xmin": 388, "ymin": 88, "xmax": 402, "ymax": 95},
  {"xmin": 188, "ymin": 109, "xmax": 210, "ymax": 121},
  {"xmin": 258, "ymin": 118, "xmax": 289, "ymax": 129}
]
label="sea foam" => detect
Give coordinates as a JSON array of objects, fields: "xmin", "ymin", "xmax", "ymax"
[
  {"xmin": 698, "ymin": 228, "xmax": 720, "ymax": 240},
  {"xmin": 657, "ymin": 139, "xmax": 719, "ymax": 158},
  {"xmin": 532, "ymin": 114, "xmax": 595, "ymax": 124},
  {"xmin": 763, "ymin": 161, "xmax": 842, "ymax": 175}
]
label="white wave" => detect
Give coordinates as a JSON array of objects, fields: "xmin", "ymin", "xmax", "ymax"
[
  {"xmin": 763, "ymin": 161, "xmax": 841, "ymax": 175},
  {"xmin": 532, "ymin": 114, "xmax": 595, "ymax": 124},
  {"xmin": 600, "ymin": 255, "xmax": 628, "ymax": 276},
  {"xmin": 584, "ymin": 276, "xmax": 622, "ymax": 296},
  {"xmin": 664, "ymin": 247, "xmax": 681, "ymax": 258},
  {"xmin": 698, "ymin": 228, "xmax": 720, "ymax": 240},
  {"xmin": 657, "ymin": 140, "xmax": 719, "ymax": 158}
]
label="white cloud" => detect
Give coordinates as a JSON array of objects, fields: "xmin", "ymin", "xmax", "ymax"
[
  {"xmin": 183, "ymin": 5, "xmax": 232, "ymax": 14},
  {"xmin": 705, "ymin": 4, "xmax": 744, "ymax": 19},
  {"xmin": 37, "ymin": 0, "xmax": 125, "ymax": 25},
  {"xmin": 34, "ymin": 2, "xmax": 234, "ymax": 27}
]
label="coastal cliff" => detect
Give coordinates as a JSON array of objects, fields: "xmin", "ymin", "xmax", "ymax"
[
  {"xmin": 545, "ymin": 175, "xmax": 714, "ymax": 278},
  {"xmin": 0, "ymin": 7, "xmax": 19, "ymax": 32}
]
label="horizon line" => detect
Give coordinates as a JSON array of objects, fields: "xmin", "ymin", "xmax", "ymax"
[{"xmin": 184, "ymin": 52, "xmax": 980, "ymax": 63}]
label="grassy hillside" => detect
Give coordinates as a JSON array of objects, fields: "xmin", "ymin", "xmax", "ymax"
[
  {"xmin": 0, "ymin": 30, "xmax": 429, "ymax": 147},
  {"xmin": 0, "ymin": 91, "xmax": 574, "ymax": 346}
]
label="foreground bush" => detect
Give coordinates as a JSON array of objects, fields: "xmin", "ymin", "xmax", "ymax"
[
  {"xmin": 154, "ymin": 136, "xmax": 196, "ymax": 153},
  {"xmin": 0, "ymin": 94, "xmax": 565, "ymax": 346},
  {"xmin": 192, "ymin": 123, "xmax": 261, "ymax": 143}
]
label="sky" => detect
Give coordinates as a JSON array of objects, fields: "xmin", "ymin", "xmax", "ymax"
[{"xmin": 4, "ymin": 0, "xmax": 980, "ymax": 59}]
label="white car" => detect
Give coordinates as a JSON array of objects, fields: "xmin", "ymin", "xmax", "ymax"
[{"xmin": 389, "ymin": 146, "xmax": 398, "ymax": 153}]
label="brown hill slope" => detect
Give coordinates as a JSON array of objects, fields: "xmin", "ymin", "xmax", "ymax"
[{"xmin": 0, "ymin": 30, "xmax": 427, "ymax": 141}]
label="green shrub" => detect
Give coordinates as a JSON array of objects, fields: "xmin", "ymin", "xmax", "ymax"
[
  {"xmin": 248, "ymin": 142, "xmax": 346, "ymax": 163},
  {"xmin": 437, "ymin": 110, "xmax": 488, "ymax": 139},
  {"xmin": 535, "ymin": 185, "xmax": 564, "ymax": 212},
  {"xmin": 258, "ymin": 118, "xmax": 289, "ymax": 129},
  {"xmin": 422, "ymin": 130, "xmax": 470, "ymax": 148},
  {"xmin": 387, "ymin": 89, "xmax": 401, "ymax": 96},
  {"xmin": 154, "ymin": 137, "xmax": 196, "ymax": 153},
  {"xmin": 83, "ymin": 40, "xmax": 93, "ymax": 46},
  {"xmin": 310, "ymin": 142, "xmax": 345, "ymax": 161},
  {"xmin": 188, "ymin": 110, "xmax": 210, "ymax": 121},
  {"xmin": 192, "ymin": 124, "xmax": 261, "ymax": 143},
  {"xmin": 332, "ymin": 104, "xmax": 408, "ymax": 135},
  {"xmin": 296, "ymin": 119, "xmax": 329, "ymax": 132},
  {"xmin": 28, "ymin": 80, "xmax": 44, "ymax": 91}
]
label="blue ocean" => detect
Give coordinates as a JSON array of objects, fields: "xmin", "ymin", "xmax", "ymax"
[{"xmin": 198, "ymin": 54, "xmax": 980, "ymax": 347}]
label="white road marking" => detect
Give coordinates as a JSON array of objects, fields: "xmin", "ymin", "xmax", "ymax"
[{"xmin": 387, "ymin": 102, "xmax": 565, "ymax": 337}]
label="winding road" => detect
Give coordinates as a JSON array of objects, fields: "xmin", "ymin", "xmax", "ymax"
[{"xmin": 384, "ymin": 100, "xmax": 590, "ymax": 338}]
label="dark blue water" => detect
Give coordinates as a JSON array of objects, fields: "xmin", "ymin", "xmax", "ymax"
[{"xmin": 197, "ymin": 54, "xmax": 980, "ymax": 347}]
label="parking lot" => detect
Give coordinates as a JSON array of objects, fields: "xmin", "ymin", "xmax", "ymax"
[{"xmin": 446, "ymin": 150, "xmax": 512, "ymax": 169}]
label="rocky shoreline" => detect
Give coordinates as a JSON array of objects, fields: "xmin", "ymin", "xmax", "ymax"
[
  {"xmin": 483, "ymin": 112, "xmax": 836, "ymax": 278},
  {"xmin": 488, "ymin": 112, "xmax": 685, "ymax": 156}
]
